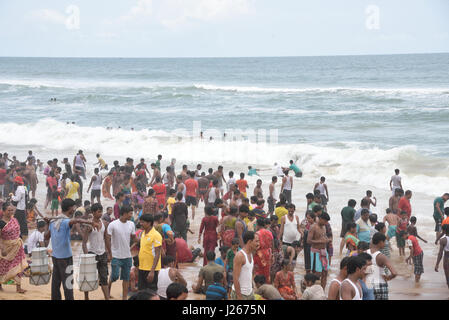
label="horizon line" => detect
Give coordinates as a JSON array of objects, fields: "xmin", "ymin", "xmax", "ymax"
[{"xmin": 0, "ymin": 51, "xmax": 448, "ymax": 59}]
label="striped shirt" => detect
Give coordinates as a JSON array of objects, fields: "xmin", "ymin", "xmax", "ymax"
[{"xmin": 206, "ymin": 283, "xmax": 227, "ymax": 300}]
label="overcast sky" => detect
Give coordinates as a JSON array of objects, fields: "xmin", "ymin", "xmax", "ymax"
[{"xmin": 1, "ymin": 0, "xmax": 448, "ymax": 57}]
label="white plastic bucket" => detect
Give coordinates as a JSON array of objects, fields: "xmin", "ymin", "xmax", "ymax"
[
  {"xmin": 31, "ymin": 248, "xmax": 47, "ymax": 259},
  {"xmin": 80, "ymin": 254, "xmax": 97, "ymax": 265},
  {"xmin": 79, "ymin": 263, "xmax": 97, "ymax": 273},
  {"xmin": 30, "ymin": 264, "xmax": 49, "ymax": 274},
  {"xmin": 31, "ymin": 257, "xmax": 48, "ymax": 266},
  {"xmin": 79, "ymin": 271, "xmax": 98, "ymax": 282}
]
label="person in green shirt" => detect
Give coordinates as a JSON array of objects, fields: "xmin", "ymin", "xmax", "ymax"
[
  {"xmin": 155, "ymin": 154, "xmax": 162, "ymax": 171},
  {"xmin": 288, "ymin": 160, "xmax": 302, "ymax": 178},
  {"xmin": 339, "ymin": 199, "xmax": 357, "ymax": 255},
  {"xmin": 247, "ymin": 166, "xmax": 258, "ymax": 176},
  {"xmin": 434, "ymin": 193, "xmax": 449, "ymax": 242},
  {"xmin": 224, "ymin": 238, "xmax": 240, "ymax": 294}
]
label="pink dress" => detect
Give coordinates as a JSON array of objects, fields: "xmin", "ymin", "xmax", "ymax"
[{"xmin": 0, "ymin": 218, "xmax": 28, "ymax": 283}]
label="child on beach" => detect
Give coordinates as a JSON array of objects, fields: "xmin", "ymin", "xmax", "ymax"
[
  {"xmin": 50, "ymin": 189, "xmax": 60, "ymax": 216},
  {"xmin": 344, "ymin": 223, "xmax": 359, "ymax": 256},
  {"xmin": 26, "ymin": 220, "xmax": 46, "ymax": 255},
  {"xmin": 403, "ymin": 230, "xmax": 424, "ymax": 283},
  {"xmin": 383, "ymin": 208, "xmax": 399, "ymax": 241},
  {"xmin": 407, "ymin": 216, "xmax": 428, "ymax": 244},
  {"xmin": 205, "ymin": 272, "xmax": 228, "ymax": 300},
  {"xmin": 300, "ymin": 273, "xmax": 326, "ymax": 300},
  {"xmin": 215, "ymin": 246, "xmax": 229, "ymax": 268},
  {"xmin": 396, "ymin": 211, "xmax": 409, "ymax": 257}
]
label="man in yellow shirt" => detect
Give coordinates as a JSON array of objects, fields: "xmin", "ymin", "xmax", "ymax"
[
  {"xmin": 275, "ymin": 198, "xmax": 288, "ymax": 222},
  {"xmin": 66, "ymin": 175, "xmax": 80, "ymax": 200},
  {"xmin": 138, "ymin": 214, "xmax": 162, "ymax": 291}
]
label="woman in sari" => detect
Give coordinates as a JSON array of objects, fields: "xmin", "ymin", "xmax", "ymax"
[
  {"xmin": 102, "ymin": 172, "xmax": 114, "ymax": 200},
  {"xmin": 220, "ymin": 207, "xmax": 238, "ymax": 248},
  {"xmin": 0, "ymin": 202, "xmax": 28, "ymax": 293},
  {"xmin": 254, "ymin": 218, "xmax": 273, "ymax": 283},
  {"xmin": 198, "ymin": 205, "xmax": 219, "ymax": 266},
  {"xmin": 274, "ymin": 259, "xmax": 298, "ymax": 300}
]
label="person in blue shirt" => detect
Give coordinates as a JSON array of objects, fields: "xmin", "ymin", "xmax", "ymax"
[
  {"xmin": 206, "ymin": 272, "xmax": 228, "ymax": 300},
  {"xmin": 357, "ymin": 252, "xmax": 375, "ymax": 300},
  {"xmin": 44, "ymin": 198, "xmax": 99, "ymax": 300},
  {"xmin": 215, "ymin": 246, "xmax": 229, "ymax": 270}
]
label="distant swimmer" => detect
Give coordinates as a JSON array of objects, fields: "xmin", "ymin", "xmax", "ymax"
[{"xmin": 390, "ymin": 169, "xmax": 403, "ymax": 196}]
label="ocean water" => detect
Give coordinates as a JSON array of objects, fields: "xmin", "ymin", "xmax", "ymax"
[{"xmin": 0, "ymin": 54, "xmax": 448, "ymax": 196}]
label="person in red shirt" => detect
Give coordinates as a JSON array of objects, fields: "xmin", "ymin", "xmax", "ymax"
[
  {"xmin": 403, "ymin": 230, "xmax": 424, "ymax": 283},
  {"xmin": 45, "ymin": 171, "xmax": 58, "ymax": 209},
  {"xmin": 398, "ymin": 190, "xmax": 412, "ymax": 221},
  {"xmin": 152, "ymin": 177, "xmax": 166, "ymax": 209},
  {"xmin": 236, "ymin": 173, "xmax": 248, "ymax": 198},
  {"xmin": 184, "ymin": 171, "xmax": 199, "ymax": 220}
]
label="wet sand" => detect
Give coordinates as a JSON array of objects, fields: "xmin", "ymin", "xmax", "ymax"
[{"xmin": 1, "ymin": 155, "xmax": 448, "ymax": 300}]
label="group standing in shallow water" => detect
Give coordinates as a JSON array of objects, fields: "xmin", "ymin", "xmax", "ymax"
[{"xmin": 0, "ymin": 152, "xmax": 448, "ymax": 300}]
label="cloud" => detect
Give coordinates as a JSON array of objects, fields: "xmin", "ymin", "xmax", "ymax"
[
  {"xmin": 120, "ymin": 0, "xmax": 153, "ymax": 22},
  {"xmin": 30, "ymin": 9, "xmax": 66, "ymax": 25},
  {"xmin": 117, "ymin": 0, "xmax": 254, "ymax": 28}
]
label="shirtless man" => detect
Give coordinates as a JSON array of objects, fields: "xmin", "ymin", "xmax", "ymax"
[
  {"xmin": 383, "ymin": 208, "xmax": 399, "ymax": 241},
  {"xmin": 181, "ymin": 165, "xmax": 189, "ymax": 182},
  {"xmin": 363, "ymin": 190, "xmax": 377, "ymax": 210},
  {"xmin": 176, "ymin": 175, "xmax": 186, "ymax": 202},
  {"xmin": 253, "ymin": 179, "xmax": 263, "ymax": 199},
  {"xmin": 197, "ymin": 172, "xmax": 210, "ymax": 203},
  {"xmin": 307, "ymin": 212, "xmax": 331, "ymax": 289},
  {"xmin": 268, "ymin": 176, "xmax": 278, "ymax": 216},
  {"xmin": 148, "ymin": 163, "xmax": 161, "ymax": 187},
  {"xmin": 389, "ymin": 188, "xmax": 403, "ymax": 215},
  {"xmin": 214, "ymin": 166, "xmax": 226, "ymax": 197}
]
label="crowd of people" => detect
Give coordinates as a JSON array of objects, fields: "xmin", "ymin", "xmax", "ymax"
[{"xmin": 0, "ymin": 150, "xmax": 448, "ymax": 301}]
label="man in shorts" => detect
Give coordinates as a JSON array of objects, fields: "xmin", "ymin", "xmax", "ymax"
[
  {"xmin": 184, "ymin": 171, "xmax": 199, "ymax": 220},
  {"xmin": 268, "ymin": 176, "xmax": 278, "ymax": 216},
  {"xmin": 106, "ymin": 205, "xmax": 138, "ymax": 300},
  {"xmin": 197, "ymin": 172, "xmax": 209, "ymax": 203},
  {"xmin": 214, "ymin": 166, "xmax": 226, "ymax": 197}
]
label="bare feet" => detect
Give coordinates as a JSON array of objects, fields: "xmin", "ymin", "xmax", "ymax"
[{"xmin": 16, "ymin": 287, "xmax": 27, "ymax": 294}]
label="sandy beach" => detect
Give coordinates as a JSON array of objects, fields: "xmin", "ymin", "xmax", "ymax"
[{"xmin": 1, "ymin": 150, "xmax": 448, "ymax": 301}]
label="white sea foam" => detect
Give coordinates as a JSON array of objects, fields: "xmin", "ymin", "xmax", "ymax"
[
  {"xmin": 2, "ymin": 119, "xmax": 448, "ymax": 196},
  {"xmin": 193, "ymin": 84, "xmax": 449, "ymax": 96},
  {"xmin": 1, "ymin": 78, "xmax": 448, "ymax": 97}
]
